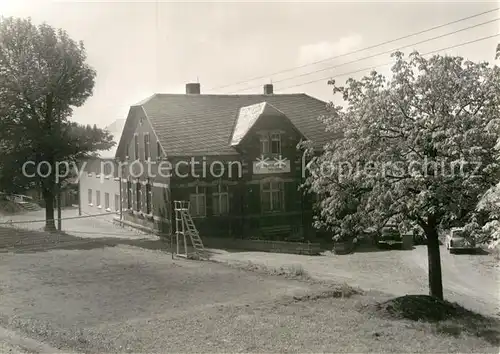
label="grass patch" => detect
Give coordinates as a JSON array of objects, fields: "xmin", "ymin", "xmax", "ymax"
[
  {"xmin": 292, "ymin": 282, "xmax": 363, "ymax": 301},
  {"xmin": 234, "ymin": 260, "xmax": 312, "ymax": 280},
  {"xmin": 367, "ymin": 294, "xmax": 500, "ymax": 346}
]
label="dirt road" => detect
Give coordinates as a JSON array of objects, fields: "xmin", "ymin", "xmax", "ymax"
[{"xmin": 211, "ymin": 246, "xmax": 500, "ymax": 316}]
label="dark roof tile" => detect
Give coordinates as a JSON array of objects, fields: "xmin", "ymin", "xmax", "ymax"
[{"xmin": 138, "ymin": 93, "xmax": 331, "ymax": 156}]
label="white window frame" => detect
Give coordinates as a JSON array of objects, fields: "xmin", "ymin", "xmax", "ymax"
[
  {"xmin": 88, "ymin": 189, "xmax": 92, "ymax": 205},
  {"xmin": 260, "ymin": 135, "xmax": 270, "ymax": 155},
  {"xmin": 260, "ymin": 132, "xmax": 282, "ymax": 155},
  {"xmin": 189, "ymin": 186, "xmax": 206, "ymax": 217},
  {"xmin": 270, "ymin": 132, "xmax": 282, "ymax": 154},
  {"xmin": 261, "ymin": 180, "xmax": 284, "ymax": 213},
  {"xmin": 212, "ymin": 184, "xmax": 229, "ymax": 216}
]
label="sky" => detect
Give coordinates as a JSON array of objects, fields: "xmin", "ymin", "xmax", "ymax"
[{"xmin": 0, "ymin": 0, "xmax": 499, "ymax": 128}]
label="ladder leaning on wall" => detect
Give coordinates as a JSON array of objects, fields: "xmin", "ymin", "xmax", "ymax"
[{"xmin": 174, "ymin": 200, "xmax": 205, "ymax": 258}]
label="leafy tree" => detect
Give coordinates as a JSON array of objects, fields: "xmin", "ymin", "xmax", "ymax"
[
  {"xmin": 302, "ymin": 51, "xmax": 500, "ymax": 299},
  {"xmin": 0, "ymin": 17, "xmax": 114, "ymax": 230},
  {"xmin": 496, "ymin": 43, "xmax": 499, "ymax": 60}
]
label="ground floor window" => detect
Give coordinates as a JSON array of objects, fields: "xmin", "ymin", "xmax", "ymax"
[
  {"xmin": 261, "ymin": 180, "xmax": 284, "ymax": 212},
  {"xmin": 104, "ymin": 192, "xmax": 110, "ymax": 210},
  {"xmin": 114, "ymin": 194, "xmax": 120, "ymax": 212},
  {"xmin": 88, "ymin": 189, "xmax": 92, "ymax": 205},
  {"xmin": 189, "ymin": 186, "xmax": 206, "ymax": 217},
  {"xmin": 136, "ymin": 182, "xmax": 141, "ymax": 211},
  {"xmin": 146, "ymin": 182, "xmax": 152, "ymax": 214},
  {"xmin": 96, "ymin": 190, "xmax": 101, "ymax": 208},
  {"xmin": 212, "ymin": 184, "xmax": 229, "ymax": 215},
  {"xmin": 127, "ymin": 181, "xmax": 132, "ymax": 209}
]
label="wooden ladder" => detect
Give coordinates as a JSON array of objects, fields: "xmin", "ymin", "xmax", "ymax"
[{"xmin": 180, "ymin": 208, "xmax": 205, "ymax": 253}]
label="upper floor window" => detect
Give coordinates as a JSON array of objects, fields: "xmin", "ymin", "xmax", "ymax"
[
  {"xmin": 144, "ymin": 134, "xmax": 150, "ymax": 160},
  {"xmin": 260, "ymin": 132, "xmax": 282, "ymax": 155},
  {"xmin": 271, "ymin": 133, "xmax": 281, "ymax": 154},
  {"xmin": 212, "ymin": 184, "xmax": 229, "ymax": 215},
  {"xmin": 260, "ymin": 135, "xmax": 270, "ymax": 155},
  {"xmin": 127, "ymin": 181, "xmax": 132, "ymax": 210},
  {"xmin": 146, "ymin": 181, "xmax": 152, "ymax": 215},
  {"xmin": 103, "ymin": 162, "xmax": 112, "ymax": 177},
  {"xmin": 134, "ymin": 134, "xmax": 139, "ymax": 160},
  {"xmin": 136, "ymin": 182, "xmax": 142, "ymax": 211}
]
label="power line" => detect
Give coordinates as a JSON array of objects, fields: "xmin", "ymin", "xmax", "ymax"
[
  {"xmin": 208, "ymin": 7, "xmax": 500, "ymax": 92},
  {"xmin": 233, "ymin": 17, "xmax": 500, "ymax": 93},
  {"xmin": 278, "ymin": 33, "xmax": 500, "ymax": 91}
]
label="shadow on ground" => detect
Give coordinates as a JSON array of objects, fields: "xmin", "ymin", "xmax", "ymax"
[
  {"xmin": 0, "ymin": 226, "xmax": 174, "ymax": 254},
  {"xmin": 449, "ymin": 248, "xmax": 490, "ymax": 256},
  {"xmin": 364, "ymin": 294, "xmax": 500, "ymax": 346}
]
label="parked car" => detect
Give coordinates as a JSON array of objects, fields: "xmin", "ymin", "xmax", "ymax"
[
  {"xmin": 446, "ymin": 227, "xmax": 477, "ymax": 254},
  {"xmin": 376, "ymin": 226, "xmax": 403, "ymax": 248}
]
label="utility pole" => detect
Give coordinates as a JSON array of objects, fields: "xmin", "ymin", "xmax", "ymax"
[
  {"xmin": 57, "ymin": 183, "xmax": 62, "ymax": 231},
  {"xmin": 78, "ymin": 179, "xmax": 82, "ymax": 216}
]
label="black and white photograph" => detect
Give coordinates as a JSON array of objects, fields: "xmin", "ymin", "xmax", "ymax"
[{"xmin": 0, "ymin": 0, "xmax": 499, "ymax": 352}]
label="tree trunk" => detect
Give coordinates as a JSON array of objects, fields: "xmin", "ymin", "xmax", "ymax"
[
  {"xmin": 44, "ymin": 189, "xmax": 56, "ymax": 232},
  {"xmin": 57, "ymin": 189, "xmax": 62, "ymax": 231},
  {"xmin": 425, "ymin": 225, "xmax": 444, "ymax": 300}
]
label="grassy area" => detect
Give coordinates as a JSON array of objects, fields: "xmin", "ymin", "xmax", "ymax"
[{"xmin": 0, "ymin": 227, "xmax": 498, "ymax": 353}]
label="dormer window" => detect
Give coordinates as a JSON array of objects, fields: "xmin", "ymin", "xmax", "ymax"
[
  {"xmin": 260, "ymin": 135, "xmax": 269, "ymax": 154},
  {"xmin": 271, "ymin": 133, "xmax": 281, "ymax": 154},
  {"xmin": 260, "ymin": 132, "xmax": 281, "ymax": 155}
]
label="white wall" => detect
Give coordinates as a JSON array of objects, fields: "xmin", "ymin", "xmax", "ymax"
[{"xmin": 79, "ymin": 162, "xmax": 121, "ymax": 218}]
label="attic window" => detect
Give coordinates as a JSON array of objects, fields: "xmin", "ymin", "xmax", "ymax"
[
  {"xmin": 271, "ymin": 133, "xmax": 281, "ymax": 154},
  {"xmin": 260, "ymin": 132, "xmax": 281, "ymax": 155},
  {"xmin": 260, "ymin": 136, "xmax": 270, "ymax": 154}
]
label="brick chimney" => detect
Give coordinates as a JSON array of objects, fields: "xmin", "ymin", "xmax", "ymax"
[
  {"xmin": 263, "ymin": 84, "xmax": 273, "ymax": 95},
  {"xmin": 186, "ymin": 83, "xmax": 200, "ymax": 94}
]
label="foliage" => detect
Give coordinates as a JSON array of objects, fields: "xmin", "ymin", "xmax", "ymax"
[
  {"xmin": 0, "ymin": 16, "xmax": 114, "ymax": 229},
  {"xmin": 301, "ymin": 51, "xmax": 500, "ymax": 298}
]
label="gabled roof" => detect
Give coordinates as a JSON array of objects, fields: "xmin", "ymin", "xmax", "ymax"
[
  {"xmin": 98, "ymin": 119, "xmax": 126, "ymax": 159},
  {"xmin": 230, "ymin": 102, "xmax": 291, "ymax": 146},
  {"xmin": 118, "ymin": 93, "xmax": 332, "ymax": 157}
]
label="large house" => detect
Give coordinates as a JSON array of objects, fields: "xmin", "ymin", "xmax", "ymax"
[
  {"xmin": 78, "ymin": 119, "xmax": 125, "ymax": 218},
  {"xmin": 114, "ymin": 83, "xmax": 331, "ymax": 240}
]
